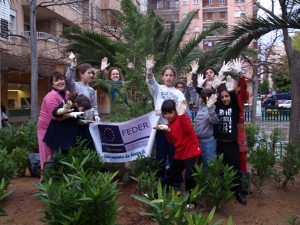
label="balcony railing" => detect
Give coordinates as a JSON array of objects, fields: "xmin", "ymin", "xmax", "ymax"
[{"xmin": 22, "ymin": 31, "xmax": 60, "ymax": 42}]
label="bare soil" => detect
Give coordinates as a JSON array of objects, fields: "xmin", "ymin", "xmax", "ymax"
[{"xmin": 0, "ymin": 171, "xmax": 299, "ymax": 225}]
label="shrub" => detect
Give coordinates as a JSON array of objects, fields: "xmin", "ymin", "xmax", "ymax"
[
  {"xmin": 0, "ymin": 177, "xmax": 15, "ymax": 216},
  {"xmin": 131, "ymin": 155, "xmax": 161, "ymax": 178},
  {"xmin": 278, "ymin": 142, "xmax": 300, "ymax": 190},
  {"xmin": 0, "ymin": 149, "xmax": 16, "ymax": 181},
  {"xmin": 132, "ymin": 182, "xmax": 233, "ymax": 225},
  {"xmin": 11, "ymin": 147, "xmax": 30, "ymax": 177},
  {"xmin": 249, "ymin": 145, "xmax": 277, "ymax": 192},
  {"xmin": 43, "ymin": 146, "xmax": 105, "ymax": 182},
  {"xmin": 245, "ymin": 124, "xmax": 260, "ymax": 151},
  {"xmin": 131, "ymin": 171, "xmax": 158, "ymax": 197},
  {"xmin": 193, "ymin": 155, "xmax": 237, "ymax": 209},
  {"xmin": 36, "ymin": 156, "xmax": 120, "ymax": 225}
]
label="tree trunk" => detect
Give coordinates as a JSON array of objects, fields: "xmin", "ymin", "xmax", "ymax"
[
  {"xmin": 30, "ymin": 0, "xmax": 38, "ymax": 121},
  {"xmin": 282, "ymin": 28, "xmax": 300, "ymax": 144},
  {"xmin": 251, "ymin": 65, "xmax": 259, "ymax": 124}
]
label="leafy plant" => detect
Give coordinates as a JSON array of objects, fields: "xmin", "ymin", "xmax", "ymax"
[
  {"xmin": 277, "ymin": 142, "xmax": 300, "ymax": 190},
  {"xmin": 43, "ymin": 145, "xmax": 105, "ymax": 182},
  {"xmin": 269, "ymin": 128, "xmax": 280, "ymax": 155},
  {"xmin": 11, "ymin": 147, "xmax": 30, "ymax": 177},
  {"xmin": 245, "ymin": 124, "xmax": 260, "ymax": 151},
  {"xmin": 0, "ymin": 149, "xmax": 16, "ymax": 181},
  {"xmin": 131, "ymin": 171, "xmax": 158, "ymax": 197},
  {"xmin": 0, "ymin": 178, "xmax": 15, "ymax": 216},
  {"xmin": 249, "ymin": 145, "xmax": 277, "ymax": 192},
  {"xmin": 131, "ymin": 155, "xmax": 161, "ymax": 178},
  {"xmin": 285, "ymin": 213, "xmax": 300, "ymax": 225},
  {"xmin": 36, "ymin": 156, "xmax": 120, "ymax": 225},
  {"xmin": 192, "ymin": 155, "xmax": 236, "ymax": 209},
  {"xmin": 132, "ymin": 182, "xmax": 232, "ymax": 225}
]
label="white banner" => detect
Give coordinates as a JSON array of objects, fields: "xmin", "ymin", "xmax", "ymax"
[{"xmin": 89, "ymin": 112, "xmax": 159, "ymax": 162}]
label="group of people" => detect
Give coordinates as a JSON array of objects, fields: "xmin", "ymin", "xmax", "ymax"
[
  {"xmin": 149, "ymin": 55, "xmax": 249, "ymax": 206},
  {"xmin": 37, "ymin": 54, "xmax": 126, "ymax": 181},
  {"xmin": 36, "ymin": 52, "xmax": 249, "ymax": 207}
]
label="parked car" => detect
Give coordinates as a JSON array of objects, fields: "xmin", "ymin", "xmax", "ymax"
[{"xmin": 278, "ymin": 100, "xmax": 292, "ymax": 108}]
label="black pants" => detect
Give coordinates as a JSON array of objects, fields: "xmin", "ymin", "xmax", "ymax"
[
  {"xmin": 164, "ymin": 156, "xmax": 199, "ymax": 193},
  {"xmin": 217, "ymin": 141, "xmax": 241, "ymax": 192}
]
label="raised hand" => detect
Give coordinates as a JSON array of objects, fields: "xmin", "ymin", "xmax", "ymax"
[
  {"xmin": 69, "ymin": 52, "xmax": 77, "ymax": 69},
  {"xmin": 190, "ymin": 60, "xmax": 199, "ymax": 74},
  {"xmin": 219, "ymin": 61, "xmax": 233, "ymax": 75},
  {"xmin": 186, "ymin": 72, "xmax": 193, "ymax": 87},
  {"xmin": 176, "ymin": 100, "xmax": 187, "ymax": 116},
  {"xmin": 57, "ymin": 100, "xmax": 73, "ymax": 115},
  {"xmin": 232, "ymin": 58, "xmax": 244, "ymax": 73},
  {"xmin": 212, "ymin": 74, "xmax": 226, "ymax": 89},
  {"xmin": 101, "ymin": 57, "xmax": 110, "ymax": 70},
  {"xmin": 206, "ymin": 94, "xmax": 218, "ymax": 108},
  {"xmin": 197, "ymin": 73, "xmax": 207, "ymax": 88},
  {"xmin": 153, "ymin": 124, "xmax": 170, "ymax": 131},
  {"xmin": 226, "ymin": 75, "xmax": 235, "ymax": 91},
  {"xmin": 69, "ymin": 112, "xmax": 84, "ymax": 118},
  {"xmin": 146, "ymin": 54, "xmax": 155, "ymax": 71}
]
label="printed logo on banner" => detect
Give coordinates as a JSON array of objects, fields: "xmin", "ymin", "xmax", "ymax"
[{"xmin": 97, "ymin": 125, "xmax": 126, "ymax": 153}]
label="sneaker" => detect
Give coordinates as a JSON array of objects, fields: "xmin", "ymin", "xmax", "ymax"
[
  {"xmin": 236, "ymin": 192, "xmax": 247, "ymax": 205},
  {"xmin": 185, "ymin": 204, "xmax": 195, "ymax": 210}
]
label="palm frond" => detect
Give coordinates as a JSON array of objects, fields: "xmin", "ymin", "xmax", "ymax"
[{"xmin": 218, "ymin": 12, "xmax": 300, "ymax": 60}]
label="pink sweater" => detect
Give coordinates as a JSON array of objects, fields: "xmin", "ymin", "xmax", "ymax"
[{"xmin": 37, "ymin": 89, "xmax": 65, "ymax": 130}]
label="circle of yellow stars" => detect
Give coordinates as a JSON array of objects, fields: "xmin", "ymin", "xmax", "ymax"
[{"xmin": 103, "ymin": 127, "xmax": 116, "ymax": 143}]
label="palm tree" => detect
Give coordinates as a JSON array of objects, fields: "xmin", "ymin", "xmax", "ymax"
[
  {"xmin": 217, "ymin": 0, "xmax": 300, "ymax": 143},
  {"xmin": 62, "ymin": 0, "xmax": 227, "ymax": 121}
]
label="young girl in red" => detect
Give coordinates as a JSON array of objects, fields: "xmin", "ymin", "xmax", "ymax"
[{"xmin": 154, "ymin": 100, "xmax": 202, "ymax": 194}]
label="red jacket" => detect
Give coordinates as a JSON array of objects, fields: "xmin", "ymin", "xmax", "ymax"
[
  {"xmin": 238, "ymin": 76, "xmax": 248, "ymax": 123},
  {"xmin": 164, "ymin": 114, "xmax": 202, "ymax": 160}
]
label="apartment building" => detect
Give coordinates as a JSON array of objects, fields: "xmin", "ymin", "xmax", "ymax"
[{"xmin": 0, "ymin": 0, "xmax": 121, "ymax": 122}]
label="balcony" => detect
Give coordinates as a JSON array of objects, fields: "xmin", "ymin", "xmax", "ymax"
[{"xmin": 22, "ymin": 31, "xmax": 60, "ymax": 42}]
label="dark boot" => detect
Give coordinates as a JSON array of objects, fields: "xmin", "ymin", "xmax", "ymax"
[
  {"xmin": 241, "ymin": 172, "xmax": 250, "ymax": 196},
  {"xmin": 235, "ymin": 192, "xmax": 247, "ymax": 205}
]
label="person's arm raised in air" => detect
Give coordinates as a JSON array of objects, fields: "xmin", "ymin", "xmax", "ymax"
[
  {"xmin": 65, "ymin": 52, "xmax": 77, "ymax": 94},
  {"xmin": 145, "ymin": 54, "xmax": 159, "ymax": 97}
]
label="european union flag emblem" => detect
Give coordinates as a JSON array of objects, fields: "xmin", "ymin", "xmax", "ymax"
[{"xmin": 97, "ymin": 124, "xmax": 123, "ymax": 145}]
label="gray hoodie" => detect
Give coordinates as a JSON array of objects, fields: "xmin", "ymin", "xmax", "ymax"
[{"xmin": 194, "ymin": 102, "xmax": 219, "ymax": 141}]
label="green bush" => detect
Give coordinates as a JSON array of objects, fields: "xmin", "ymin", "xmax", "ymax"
[
  {"xmin": 249, "ymin": 145, "xmax": 276, "ymax": 192},
  {"xmin": 132, "ymin": 182, "xmax": 233, "ymax": 225},
  {"xmin": 192, "ymin": 155, "xmax": 236, "ymax": 209},
  {"xmin": 131, "ymin": 171, "xmax": 158, "ymax": 197},
  {"xmin": 43, "ymin": 147, "xmax": 105, "ymax": 182},
  {"xmin": 0, "ymin": 120, "xmax": 38, "ymax": 153},
  {"xmin": 278, "ymin": 142, "xmax": 300, "ymax": 190},
  {"xmin": 0, "ymin": 177, "xmax": 15, "ymax": 216},
  {"xmin": 131, "ymin": 155, "xmax": 161, "ymax": 178},
  {"xmin": 11, "ymin": 147, "xmax": 30, "ymax": 177},
  {"xmin": 0, "ymin": 149, "xmax": 16, "ymax": 181},
  {"xmin": 245, "ymin": 124, "xmax": 260, "ymax": 151},
  {"xmin": 36, "ymin": 156, "xmax": 120, "ymax": 225}
]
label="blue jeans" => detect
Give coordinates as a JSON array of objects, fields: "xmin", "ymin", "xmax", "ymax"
[
  {"xmin": 200, "ymin": 138, "xmax": 216, "ymax": 168},
  {"xmin": 156, "ymin": 130, "xmax": 183, "ymax": 189}
]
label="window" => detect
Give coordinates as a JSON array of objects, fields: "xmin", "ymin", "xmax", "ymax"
[
  {"xmin": 183, "ymin": 0, "xmax": 188, "ymax": 5},
  {"xmin": 220, "ymin": 0, "xmax": 225, "ymax": 4},
  {"xmin": 220, "ymin": 11, "xmax": 225, "ymax": 20},
  {"xmin": 194, "ymin": 26, "xmax": 200, "ymax": 33},
  {"xmin": 24, "ymin": 23, "xmax": 30, "ymax": 31},
  {"xmin": 9, "ymin": 9, "xmax": 16, "ymax": 34},
  {"xmin": 182, "ymin": 13, "xmax": 187, "ymax": 20},
  {"xmin": 235, "ymin": 0, "xmax": 245, "ymax": 2},
  {"xmin": 206, "ymin": 12, "xmax": 212, "ymax": 20},
  {"xmin": 234, "ymin": 10, "xmax": 245, "ymax": 17},
  {"xmin": 194, "ymin": 0, "xmax": 199, "ymax": 4},
  {"xmin": 170, "ymin": 1, "xmax": 179, "ymax": 8},
  {"xmin": 208, "ymin": 0, "xmax": 212, "ymax": 5},
  {"xmin": 157, "ymin": 1, "xmax": 163, "ymax": 9}
]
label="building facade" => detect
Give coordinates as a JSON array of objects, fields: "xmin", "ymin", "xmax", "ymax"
[{"xmin": 0, "ymin": 0, "xmax": 121, "ymax": 123}]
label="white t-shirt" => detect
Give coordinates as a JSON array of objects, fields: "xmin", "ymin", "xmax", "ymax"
[{"xmin": 147, "ymin": 76, "xmax": 186, "ymax": 124}]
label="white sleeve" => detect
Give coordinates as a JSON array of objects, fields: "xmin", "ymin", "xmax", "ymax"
[
  {"xmin": 146, "ymin": 75, "xmax": 159, "ymax": 98},
  {"xmin": 65, "ymin": 67, "xmax": 77, "ymax": 94}
]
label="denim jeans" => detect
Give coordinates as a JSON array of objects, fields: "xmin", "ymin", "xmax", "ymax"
[{"xmin": 200, "ymin": 138, "xmax": 216, "ymax": 168}]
